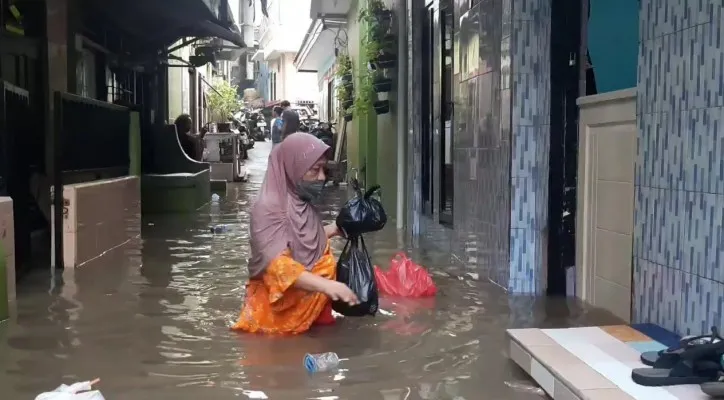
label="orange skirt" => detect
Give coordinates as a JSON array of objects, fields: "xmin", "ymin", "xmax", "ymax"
[{"xmin": 231, "ymin": 243, "xmax": 336, "ymax": 334}]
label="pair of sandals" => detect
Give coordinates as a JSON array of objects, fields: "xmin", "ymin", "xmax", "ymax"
[{"xmin": 632, "ymin": 327, "xmax": 724, "ymax": 396}]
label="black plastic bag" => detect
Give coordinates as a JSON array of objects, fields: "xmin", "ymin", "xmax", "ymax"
[
  {"xmin": 336, "ymin": 179, "xmax": 387, "ymax": 237},
  {"xmin": 332, "ymin": 235, "xmax": 379, "ymax": 317}
]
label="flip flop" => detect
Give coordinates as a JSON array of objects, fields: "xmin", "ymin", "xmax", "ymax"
[
  {"xmin": 700, "ymin": 373, "xmax": 724, "ymax": 398},
  {"xmin": 640, "ymin": 327, "xmax": 722, "ymax": 368},
  {"xmin": 632, "ymin": 359, "xmax": 722, "ymax": 387}
]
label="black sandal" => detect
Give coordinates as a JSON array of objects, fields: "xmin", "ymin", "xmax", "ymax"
[
  {"xmin": 632, "ymin": 359, "xmax": 722, "ymax": 387},
  {"xmin": 640, "ymin": 326, "xmax": 722, "ymax": 369}
]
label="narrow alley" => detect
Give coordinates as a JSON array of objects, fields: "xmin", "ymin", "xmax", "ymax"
[{"xmin": 0, "ymin": 142, "xmax": 619, "ymax": 399}]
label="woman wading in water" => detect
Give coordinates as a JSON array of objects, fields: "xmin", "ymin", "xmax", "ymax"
[{"xmin": 232, "ymin": 133, "xmax": 358, "ymax": 334}]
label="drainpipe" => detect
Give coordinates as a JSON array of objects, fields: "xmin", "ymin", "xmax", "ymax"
[{"xmin": 395, "ymin": 0, "xmax": 407, "ymax": 230}]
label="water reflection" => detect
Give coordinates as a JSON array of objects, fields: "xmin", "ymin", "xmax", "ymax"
[{"xmin": 0, "ymin": 142, "xmax": 622, "ymax": 399}]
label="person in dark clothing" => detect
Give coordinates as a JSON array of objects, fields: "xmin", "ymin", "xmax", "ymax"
[
  {"xmin": 174, "ymin": 114, "xmax": 199, "ymax": 160},
  {"xmin": 280, "ymin": 100, "xmax": 300, "ymax": 140},
  {"xmin": 271, "ymin": 106, "xmax": 284, "ymax": 146}
]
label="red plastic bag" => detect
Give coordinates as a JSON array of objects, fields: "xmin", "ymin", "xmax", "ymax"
[
  {"xmin": 314, "ymin": 302, "xmax": 336, "ymax": 325},
  {"xmin": 374, "ymin": 253, "xmax": 437, "ymax": 297}
]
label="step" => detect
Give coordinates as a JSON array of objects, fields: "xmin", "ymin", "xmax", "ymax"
[{"xmin": 507, "ymin": 326, "xmax": 709, "ymax": 399}]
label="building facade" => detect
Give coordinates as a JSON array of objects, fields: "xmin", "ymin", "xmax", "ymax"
[
  {"xmin": 252, "ymin": 0, "xmax": 317, "ymax": 104},
  {"xmin": 404, "ymin": 0, "xmax": 552, "ymax": 294},
  {"xmin": 299, "ymin": 0, "xmax": 724, "ymax": 337}
]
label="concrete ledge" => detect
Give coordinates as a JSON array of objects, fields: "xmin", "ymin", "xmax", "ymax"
[
  {"xmin": 141, "ymin": 169, "xmax": 211, "ymax": 214},
  {"xmin": 507, "ymin": 326, "xmax": 709, "ymax": 399},
  {"xmin": 210, "ymin": 179, "xmax": 227, "ymax": 193},
  {"xmin": 53, "ymin": 176, "xmax": 140, "ymax": 268},
  {"xmin": 0, "ymin": 197, "xmax": 15, "ymax": 321}
]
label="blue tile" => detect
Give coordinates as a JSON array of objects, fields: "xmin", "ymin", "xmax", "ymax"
[
  {"xmin": 679, "ymin": 272, "xmax": 723, "ymax": 336},
  {"xmin": 630, "ymin": 323, "xmax": 682, "ymax": 348},
  {"xmin": 627, "ymin": 341, "xmax": 668, "ymax": 353},
  {"xmin": 634, "ymin": 2, "xmax": 724, "ymax": 338}
]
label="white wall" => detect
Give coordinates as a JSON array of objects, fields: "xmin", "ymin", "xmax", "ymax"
[
  {"xmin": 261, "ymin": 0, "xmax": 311, "ymax": 50},
  {"xmin": 280, "ymin": 53, "xmax": 316, "ymax": 102},
  {"xmin": 168, "ymin": 41, "xmax": 213, "ymax": 124},
  {"xmin": 168, "ymin": 43, "xmax": 191, "ymax": 122},
  {"xmin": 264, "ymin": 53, "xmax": 316, "ymax": 102}
]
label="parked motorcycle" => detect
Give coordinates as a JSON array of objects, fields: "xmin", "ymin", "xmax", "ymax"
[
  {"xmin": 310, "ymin": 121, "xmax": 335, "ymax": 149},
  {"xmin": 246, "ymin": 110, "xmax": 268, "ymax": 141},
  {"xmin": 234, "ymin": 112, "xmax": 255, "ymax": 150}
]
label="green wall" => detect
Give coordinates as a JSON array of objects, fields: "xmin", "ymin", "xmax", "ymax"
[{"xmin": 348, "ymin": 0, "xmax": 398, "ymax": 219}]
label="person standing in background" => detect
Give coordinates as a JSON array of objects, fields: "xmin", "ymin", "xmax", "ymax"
[
  {"xmin": 270, "ymin": 106, "xmax": 284, "ymax": 147},
  {"xmin": 280, "ymin": 100, "xmax": 300, "ymax": 140}
]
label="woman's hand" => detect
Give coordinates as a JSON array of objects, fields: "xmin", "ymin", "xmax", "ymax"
[
  {"xmin": 322, "ymin": 280, "xmax": 359, "ymax": 306},
  {"xmin": 324, "ymin": 223, "xmax": 345, "ymax": 239}
]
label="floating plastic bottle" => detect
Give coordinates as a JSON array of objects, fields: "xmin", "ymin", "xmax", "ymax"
[{"xmin": 303, "ymin": 352, "xmax": 340, "ymax": 373}]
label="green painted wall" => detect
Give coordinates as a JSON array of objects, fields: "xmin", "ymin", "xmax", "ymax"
[
  {"xmin": 345, "ymin": 4, "xmax": 361, "ymax": 176},
  {"xmin": 344, "ymin": 0, "xmax": 399, "ymax": 218},
  {"xmin": 375, "ymin": 0, "xmax": 399, "ymax": 219}
]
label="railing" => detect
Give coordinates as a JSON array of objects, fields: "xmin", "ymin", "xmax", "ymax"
[
  {"xmin": 53, "ymin": 92, "xmax": 130, "ymax": 176},
  {"xmin": 0, "ymin": 81, "xmax": 31, "ymax": 195}
]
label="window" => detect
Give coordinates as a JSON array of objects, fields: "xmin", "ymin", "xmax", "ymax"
[
  {"xmin": 76, "ymin": 49, "xmax": 97, "ymax": 99},
  {"xmin": 327, "ymin": 79, "xmax": 335, "ymax": 121},
  {"xmin": 270, "ymin": 72, "xmax": 277, "ymax": 101}
]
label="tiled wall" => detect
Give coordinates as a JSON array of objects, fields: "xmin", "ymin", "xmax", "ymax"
[
  {"xmin": 0, "ymin": 197, "xmax": 15, "ymax": 310},
  {"xmin": 509, "ymin": 0, "xmax": 551, "ymax": 293},
  {"xmin": 56, "ymin": 176, "xmax": 141, "ymax": 268},
  {"xmin": 633, "ymin": 0, "xmax": 724, "ymax": 335},
  {"xmin": 405, "ymin": 0, "xmax": 552, "ymax": 294}
]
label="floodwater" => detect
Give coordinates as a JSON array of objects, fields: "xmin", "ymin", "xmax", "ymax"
[{"xmin": 0, "ymin": 141, "xmax": 622, "ymax": 399}]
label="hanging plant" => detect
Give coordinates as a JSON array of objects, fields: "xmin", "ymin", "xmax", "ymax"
[
  {"xmin": 360, "ymin": 12, "xmax": 396, "ymax": 70},
  {"xmin": 358, "ymin": 0, "xmax": 387, "ymax": 25},
  {"xmin": 335, "ymin": 54, "xmax": 355, "ymax": 110},
  {"xmin": 353, "ymin": 72, "xmax": 375, "ymax": 117},
  {"xmin": 373, "ymin": 100, "xmax": 390, "ymax": 115},
  {"xmin": 372, "ymin": 74, "xmax": 392, "ymax": 93}
]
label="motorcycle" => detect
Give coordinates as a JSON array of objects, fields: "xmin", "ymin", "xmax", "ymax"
[
  {"xmin": 246, "ymin": 111, "xmax": 268, "ymax": 141},
  {"xmin": 310, "ymin": 121, "xmax": 335, "ymax": 149}
]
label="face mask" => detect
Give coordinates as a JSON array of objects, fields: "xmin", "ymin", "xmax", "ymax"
[{"xmin": 297, "ymin": 180, "xmax": 325, "ymax": 203}]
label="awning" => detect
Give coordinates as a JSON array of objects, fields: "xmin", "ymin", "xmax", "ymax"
[
  {"xmin": 84, "ymin": 0, "xmax": 246, "ymax": 50},
  {"xmin": 294, "ymin": 18, "xmax": 346, "ymax": 72}
]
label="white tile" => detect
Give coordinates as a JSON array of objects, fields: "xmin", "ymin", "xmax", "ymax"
[{"xmin": 530, "ymin": 358, "xmax": 555, "ymax": 397}]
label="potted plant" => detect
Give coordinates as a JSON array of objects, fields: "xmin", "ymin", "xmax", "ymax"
[
  {"xmin": 344, "ymin": 111, "xmax": 354, "ymax": 122},
  {"xmin": 207, "ymin": 78, "xmax": 240, "ymax": 123},
  {"xmin": 362, "ymin": 31, "xmax": 396, "ymax": 71},
  {"xmin": 353, "ymin": 73, "xmax": 375, "ymax": 117},
  {"xmin": 359, "ymin": 0, "xmax": 392, "ymax": 27},
  {"xmin": 373, "ymin": 100, "xmax": 390, "ymax": 115},
  {"xmin": 335, "ymin": 54, "xmax": 355, "ymax": 110},
  {"xmin": 372, "ymin": 74, "xmax": 392, "ymax": 93}
]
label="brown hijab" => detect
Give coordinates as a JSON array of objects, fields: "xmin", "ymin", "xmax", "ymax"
[{"xmin": 247, "ymin": 133, "xmax": 330, "ymax": 278}]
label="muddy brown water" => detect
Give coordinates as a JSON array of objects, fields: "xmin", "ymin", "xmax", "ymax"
[{"xmin": 0, "ymin": 142, "xmax": 622, "ymax": 399}]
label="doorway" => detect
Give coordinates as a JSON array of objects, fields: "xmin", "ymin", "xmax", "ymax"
[
  {"xmin": 421, "ymin": 0, "xmax": 454, "ymax": 224},
  {"xmin": 547, "ymin": 0, "xmax": 583, "ymax": 295},
  {"xmin": 420, "ymin": 1, "xmax": 434, "ymax": 217}
]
